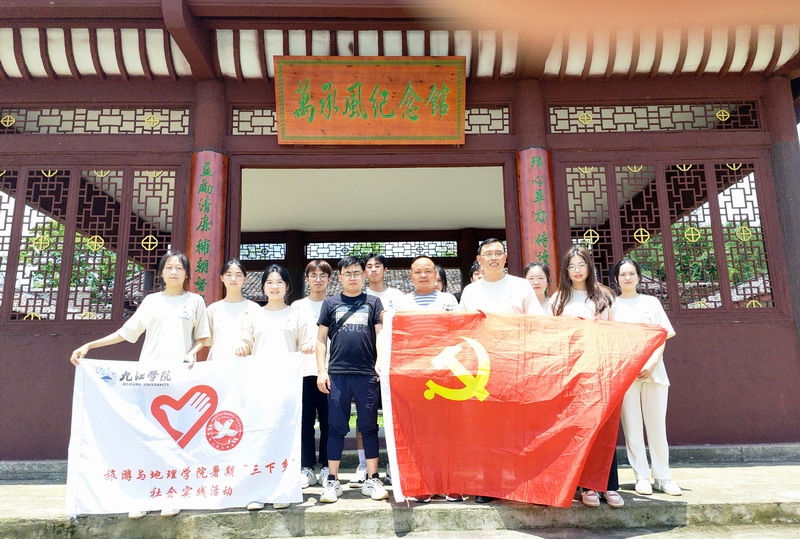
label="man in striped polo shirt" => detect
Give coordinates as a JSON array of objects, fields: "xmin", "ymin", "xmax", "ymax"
[{"xmin": 396, "ymin": 256, "xmax": 459, "ymax": 312}]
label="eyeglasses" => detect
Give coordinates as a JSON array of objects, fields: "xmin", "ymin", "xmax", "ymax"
[
  {"xmin": 342, "ymin": 271, "xmax": 363, "ymax": 279},
  {"xmin": 308, "ymin": 273, "xmax": 329, "ymax": 281},
  {"xmin": 567, "ymin": 263, "xmax": 589, "ymax": 271},
  {"xmin": 481, "ymin": 250, "xmax": 505, "ymax": 259}
]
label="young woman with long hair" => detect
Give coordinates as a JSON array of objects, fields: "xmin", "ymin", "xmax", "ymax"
[
  {"xmin": 69, "ymin": 249, "xmax": 210, "ymax": 519},
  {"xmin": 612, "ymin": 258, "xmax": 681, "ymax": 497},
  {"xmin": 242, "ymin": 263, "xmax": 314, "ymax": 511},
  {"xmin": 206, "ymin": 258, "xmax": 260, "ymax": 360},
  {"xmin": 550, "ymin": 246, "xmax": 622, "ymax": 509}
]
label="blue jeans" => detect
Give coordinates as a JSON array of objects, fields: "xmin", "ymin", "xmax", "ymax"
[{"xmin": 327, "ymin": 373, "xmax": 380, "ymax": 461}]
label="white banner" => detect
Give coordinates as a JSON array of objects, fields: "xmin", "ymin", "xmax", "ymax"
[{"xmin": 65, "ymin": 355, "xmax": 302, "ymax": 516}]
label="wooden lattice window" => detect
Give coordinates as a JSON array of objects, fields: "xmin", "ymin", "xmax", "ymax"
[
  {"xmin": 0, "ymin": 167, "xmax": 178, "ymax": 323},
  {"xmin": 561, "ymin": 159, "xmax": 774, "ymax": 312}
]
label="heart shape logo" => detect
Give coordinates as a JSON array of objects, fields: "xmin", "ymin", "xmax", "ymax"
[{"xmin": 151, "ymin": 385, "xmax": 218, "ymax": 448}]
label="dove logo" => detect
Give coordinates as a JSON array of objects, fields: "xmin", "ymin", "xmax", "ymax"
[{"xmin": 205, "ymin": 411, "xmax": 243, "ymax": 451}]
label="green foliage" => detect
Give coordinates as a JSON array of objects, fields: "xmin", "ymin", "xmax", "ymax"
[
  {"xmin": 627, "ymin": 220, "xmax": 768, "ymax": 285},
  {"xmin": 20, "ymin": 221, "xmax": 116, "ymax": 296},
  {"xmin": 347, "ymin": 242, "xmax": 385, "ymax": 257}
]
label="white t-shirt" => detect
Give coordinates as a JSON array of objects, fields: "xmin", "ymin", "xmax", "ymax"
[
  {"xmin": 206, "ymin": 298, "xmax": 261, "ymax": 361},
  {"xmin": 242, "ymin": 305, "xmax": 314, "ymax": 359},
  {"xmin": 396, "ymin": 290, "xmax": 459, "ymax": 312},
  {"xmin": 549, "ymin": 289, "xmax": 611, "ymax": 320},
  {"xmin": 459, "ymin": 274, "xmax": 544, "ymax": 315},
  {"xmin": 612, "ymin": 294, "xmax": 675, "ymax": 385},
  {"xmin": 117, "ymin": 291, "xmax": 210, "ymax": 363},
  {"xmin": 291, "ymin": 296, "xmax": 326, "ymax": 376},
  {"xmin": 365, "ymin": 286, "xmax": 405, "ymax": 311}
]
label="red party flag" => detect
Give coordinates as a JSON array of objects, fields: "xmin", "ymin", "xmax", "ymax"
[{"xmin": 384, "ymin": 311, "xmax": 666, "ymax": 507}]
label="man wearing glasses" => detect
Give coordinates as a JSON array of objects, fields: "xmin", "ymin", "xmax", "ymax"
[
  {"xmin": 316, "ymin": 256, "xmax": 389, "ymax": 503},
  {"xmin": 460, "ymin": 238, "xmax": 545, "ymax": 317},
  {"xmin": 292, "ymin": 260, "xmax": 333, "ymax": 490},
  {"xmin": 458, "ymin": 238, "xmax": 545, "ymax": 503}
]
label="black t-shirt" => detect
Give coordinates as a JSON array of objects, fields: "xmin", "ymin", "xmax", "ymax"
[{"xmin": 317, "ymin": 293, "xmax": 383, "ymax": 375}]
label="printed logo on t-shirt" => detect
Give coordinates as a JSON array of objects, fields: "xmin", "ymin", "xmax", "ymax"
[{"xmin": 334, "ymin": 306, "xmax": 370, "ymax": 332}]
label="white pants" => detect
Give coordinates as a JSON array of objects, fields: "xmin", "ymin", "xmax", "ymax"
[{"xmin": 620, "ymin": 380, "xmax": 671, "ymax": 481}]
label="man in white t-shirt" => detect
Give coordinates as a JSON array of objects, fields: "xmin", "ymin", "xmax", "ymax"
[
  {"xmin": 364, "ymin": 253, "xmax": 405, "ymax": 311},
  {"xmin": 359, "ymin": 252, "xmax": 403, "ymax": 486},
  {"xmin": 460, "ymin": 238, "xmax": 544, "ymax": 316},
  {"xmin": 458, "ymin": 238, "xmax": 544, "ymax": 503},
  {"xmin": 291, "ymin": 260, "xmax": 332, "ymax": 489}
]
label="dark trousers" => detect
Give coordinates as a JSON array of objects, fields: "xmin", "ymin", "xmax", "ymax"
[
  {"xmin": 301, "ymin": 375, "xmax": 328, "ymax": 468},
  {"xmin": 327, "ymin": 373, "xmax": 380, "ymax": 461},
  {"xmin": 607, "ymin": 452, "xmax": 619, "ymax": 491}
]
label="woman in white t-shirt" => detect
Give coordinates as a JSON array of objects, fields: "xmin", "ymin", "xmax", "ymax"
[
  {"xmin": 612, "ymin": 258, "xmax": 682, "ymax": 497},
  {"xmin": 523, "ymin": 261, "xmax": 551, "ymax": 312},
  {"xmin": 242, "ymin": 264, "xmax": 314, "ymax": 511},
  {"xmin": 69, "ymin": 250, "xmax": 210, "ymax": 519},
  {"xmin": 206, "ymin": 258, "xmax": 260, "ymax": 360},
  {"xmin": 550, "ymin": 246, "xmax": 622, "ymax": 509}
]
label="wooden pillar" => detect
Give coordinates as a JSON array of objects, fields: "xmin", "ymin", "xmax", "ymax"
[
  {"xmin": 458, "ymin": 227, "xmax": 478, "ymax": 285},
  {"xmin": 513, "ymin": 80, "xmax": 559, "ymax": 278},
  {"xmin": 187, "ymin": 80, "xmax": 228, "ymax": 303},
  {"xmin": 764, "ymin": 76, "xmax": 800, "ymax": 337},
  {"xmin": 286, "ymin": 230, "xmax": 306, "ymax": 300}
]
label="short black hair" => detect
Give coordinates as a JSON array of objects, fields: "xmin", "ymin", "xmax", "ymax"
[
  {"xmin": 305, "ymin": 259, "xmax": 332, "ymax": 277},
  {"xmin": 523, "ymin": 262, "xmax": 550, "ymax": 284},
  {"xmin": 261, "ymin": 263, "xmax": 293, "ymax": 297},
  {"xmin": 477, "ymin": 238, "xmax": 504, "ymax": 255},
  {"xmin": 338, "ymin": 256, "xmax": 365, "ymax": 271},
  {"xmin": 435, "ymin": 266, "xmax": 448, "ymax": 293},
  {"xmin": 157, "ymin": 250, "xmax": 190, "ymax": 291},
  {"xmin": 220, "ymin": 258, "xmax": 247, "ymax": 276},
  {"xmin": 469, "ymin": 260, "xmax": 482, "ymax": 274},
  {"xmin": 364, "ymin": 252, "xmax": 389, "ymax": 268}
]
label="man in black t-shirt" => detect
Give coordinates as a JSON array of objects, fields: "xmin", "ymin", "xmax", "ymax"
[{"xmin": 316, "ymin": 256, "xmax": 388, "ymax": 503}]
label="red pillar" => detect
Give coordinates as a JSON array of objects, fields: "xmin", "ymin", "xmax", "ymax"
[
  {"xmin": 186, "ymin": 80, "xmax": 227, "ymax": 303},
  {"xmin": 513, "ymin": 79, "xmax": 559, "ymax": 277},
  {"xmin": 517, "ymin": 148, "xmax": 558, "ymax": 273}
]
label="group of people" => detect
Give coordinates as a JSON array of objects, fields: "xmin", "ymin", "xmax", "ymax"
[{"xmin": 68, "ymin": 237, "xmax": 680, "ymax": 517}]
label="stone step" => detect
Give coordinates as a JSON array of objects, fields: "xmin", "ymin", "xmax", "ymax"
[
  {"xmin": 2, "ymin": 463, "xmax": 799, "ymax": 538},
  {"xmin": 3, "ymin": 443, "xmax": 799, "ymax": 482}
]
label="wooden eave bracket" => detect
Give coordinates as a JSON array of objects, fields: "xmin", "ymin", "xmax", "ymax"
[{"xmin": 162, "ymin": 0, "xmax": 217, "ymax": 80}]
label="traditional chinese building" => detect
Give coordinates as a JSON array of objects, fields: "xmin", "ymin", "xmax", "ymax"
[{"xmin": 2, "ymin": 0, "xmax": 800, "ymax": 459}]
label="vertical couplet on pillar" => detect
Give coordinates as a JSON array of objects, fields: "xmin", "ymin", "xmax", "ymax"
[
  {"xmin": 517, "ymin": 148, "xmax": 558, "ymax": 277},
  {"xmin": 187, "ymin": 150, "xmax": 228, "ymax": 303}
]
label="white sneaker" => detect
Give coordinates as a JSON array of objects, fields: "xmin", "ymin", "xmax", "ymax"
[
  {"xmin": 362, "ymin": 477, "xmax": 389, "ymax": 500},
  {"xmin": 320, "ymin": 479, "xmax": 343, "ymax": 503},
  {"xmin": 350, "ymin": 463, "xmax": 367, "ymax": 487},
  {"xmin": 319, "ymin": 466, "xmax": 330, "ymax": 484},
  {"xmin": 127, "ymin": 510, "xmax": 147, "ymax": 519},
  {"xmin": 384, "ymin": 461, "xmax": 392, "ymax": 485},
  {"xmin": 273, "ymin": 503, "xmax": 290, "ymax": 509},
  {"xmin": 159, "ymin": 508, "xmax": 180, "ymax": 517},
  {"xmin": 301, "ymin": 467, "xmax": 317, "ymax": 488},
  {"xmin": 654, "ymin": 479, "xmax": 682, "ymax": 496},
  {"xmin": 635, "ymin": 478, "xmax": 653, "ymax": 495},
  {"xmin": 246, "ymin": 501, "xmax": 265, "ymax": 510}
]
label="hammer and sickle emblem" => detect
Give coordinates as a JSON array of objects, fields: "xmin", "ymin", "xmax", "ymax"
[{"xmin": 424, "ymin": 337, "xmax": 490, "ymax": 402}]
